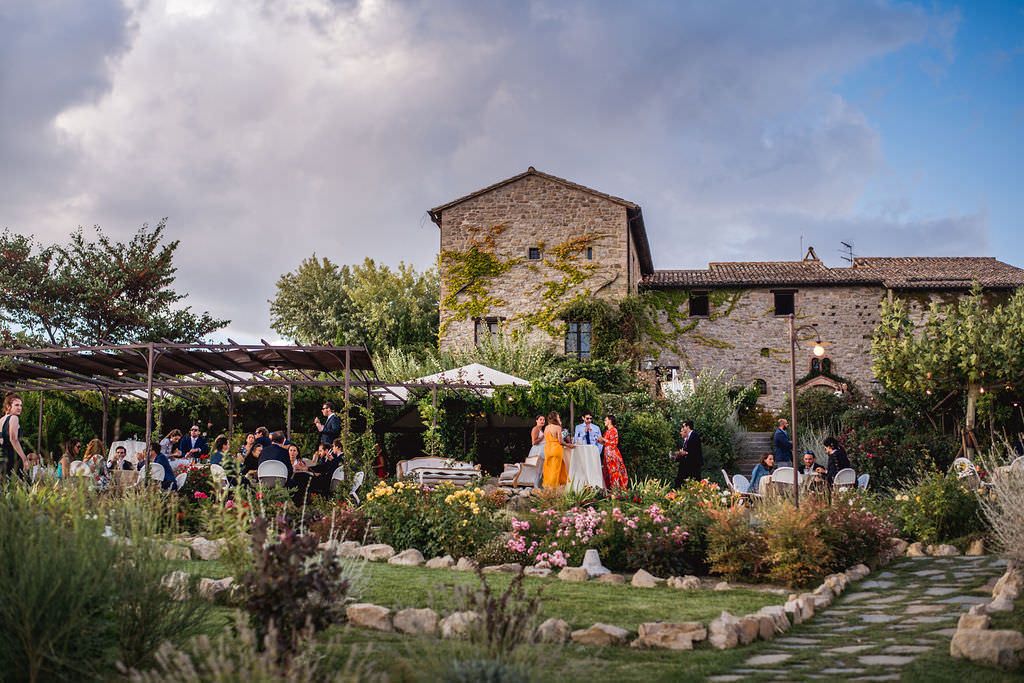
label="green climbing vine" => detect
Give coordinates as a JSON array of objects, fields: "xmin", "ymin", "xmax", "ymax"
[
  {"xmin": 521, "ymin": 234, "xmax": 600, "ymax": 335},
  {"xmin": 439, "ymin": 225, "xmax": 522, "ymax": 337}
]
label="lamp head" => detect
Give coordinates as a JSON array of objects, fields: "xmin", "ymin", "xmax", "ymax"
[{"xmin": 812, "ymin": 343, "xmax": 825, "ymax": 357}]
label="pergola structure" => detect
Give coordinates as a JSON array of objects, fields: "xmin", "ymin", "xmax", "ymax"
[{"xmin": 0, "ymin": 342, "xmax": 378, "ymax": 451}]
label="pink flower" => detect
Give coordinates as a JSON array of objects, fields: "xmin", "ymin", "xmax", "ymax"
[
  {"xmin": 193, "ymin": 491, "xmax": 208, "ymax": 500},
  {"xmin": 225, "ymin": 500, "xmax": 235, "ymax": 509}
]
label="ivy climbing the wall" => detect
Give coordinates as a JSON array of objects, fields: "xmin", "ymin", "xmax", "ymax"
[{"xmin": 439, "ymin": 225, "xmax": 521, "ymax": 336}]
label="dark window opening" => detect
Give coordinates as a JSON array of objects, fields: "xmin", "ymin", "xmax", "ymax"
[
  {"xmin": 474, "ymin": 317, "xmax": 503, "ymax": 344},
  {"xmin": 689, "ymin": 292, "xmax": 710, "ymax": 317},
  {"xmin": 585, "ymin": 247, "xmax": 594, "ymax": 260},
  {"xmin": 753, "ymin": 379, "xmax": 768, "ymax": 395},
  {"xmin": 528, "ymin": 247, "xmax": 541, "ymax": 260},
  {"xmin": 565, "ymin": 321, "xmax": 592, "ymax": 360},
  {"xmin": 773, "ymin": 291, "xmax": 795, "ymax": 316}
]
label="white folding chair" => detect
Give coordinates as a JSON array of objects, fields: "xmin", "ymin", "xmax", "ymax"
[
  {"xmin": 772, "ymin": 467, "xmax": 797, "ymax": 486},
  {"xmin": 834, "ymin": 468, "xmax": 857, "ymax": 489},
  {"xmin": 209, "ymin": 463, "xmax": 228, "ymax": 486},
  {"xmin": 732, "ymin": 473, "xmax": 752, "ymax": 494},
  {"xmin": 330, "ymin": 467, "xmax": 346, "ymax": 493},
  {"xmin": 257, "ymin": 460, "xmax": 289, "ymax": 487},
  {"xmin": 140, "ymin": 462, "xmax": 166, "ymax": 485},
  {"xmin": 857, "ymin": 473, "xmax": 870, "ymax": 490},
  {"xmin": 69, "ymin": 460, "xmax": 91, "ymax": 476},
  {"xmin": 721, "ymin": 469, "xmax": 736, "ymax": 492},
  {"xmin": 175, "ymin": 471, "xmax": 188, "ymax": 490},
  {"xmin": 350, "ymin": 471, "xmax": 365, "ymax": 505},
  {"xmin": 1009, "ymin": 456, "xmax": 1024, "ymax": 473}
]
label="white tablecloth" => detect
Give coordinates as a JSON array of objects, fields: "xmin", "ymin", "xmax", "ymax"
[{"xmin": 568, "ymin": 444, "xmax": 605, "ymax": 491}]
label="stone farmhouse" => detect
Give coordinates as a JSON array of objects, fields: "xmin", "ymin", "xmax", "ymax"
[{"xmin": 429, "ymin": 168, "xmax": 1024, "ymax": 407}]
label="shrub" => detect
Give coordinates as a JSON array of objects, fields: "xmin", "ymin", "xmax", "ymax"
[
  {"xmin": 706, "ymin": 507, "xmax": 767, "ymax": 581},
  {"xmin": 820, "ymin": 494, "xmax": 897, "ymax": 570},
  {"xmin": 760, "ymin": 501, "xmax": 832, "ymax": 588},
  {"xmin": 453, "ymin": 569, "xmax": 541, "ymax": 659},
  {"xmin": 664, "ymin": 369, "xmax": 743, "ymax": 474},
  {"xmin": 892, "ymin": 471, "xmax": 986, "ymax": 544},
  {"xmin": 977, "ymin": 453, "xmax": 1024, "ymax": 564},
  {"xmin": 617, "ymin": 411, "xmax": 675, "ymax": 483},
  {"xmin": 306, "ymin": 501, "xmax": 369, "ymax": 544},
  {"xmin": 241, "ymin": 518, "xmax": 351, "ymax": 655},
  {"xmin": 361, "ymin": 481, "xmax": 500, "ymax": 558}
]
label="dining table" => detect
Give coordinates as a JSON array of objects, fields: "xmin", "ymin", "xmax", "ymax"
[{"xmin": 567, "ymin": 443, "xmax": 605, "ymax": 492}]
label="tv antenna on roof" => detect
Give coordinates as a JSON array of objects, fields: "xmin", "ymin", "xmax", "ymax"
[{"xmin": 839, "ymin": 241, "xmax": 855, "ymax": 265}]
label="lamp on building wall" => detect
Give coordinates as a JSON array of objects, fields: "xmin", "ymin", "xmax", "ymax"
[{"xmin": 788, "ymin": 315, "xmax": 826, "ymax": 510}]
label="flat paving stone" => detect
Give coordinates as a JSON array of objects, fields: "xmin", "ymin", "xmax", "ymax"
[
  {"xmin": 851, "ymin": 676, "xmax": 901, "ymax": 682},
  {"xmin": 939, "ymin": 595, "xmax": 988, "ymax": 604},
  {"xmin": 903, "ymin": 604, "xmax": 944, "ymax": 614},
  {"xmin": 776, "ymin": 637, "xmax": 822, "ymax": 645},
  {"xmin": 902, "ymin": 615, "xmax": 950, "ymax": 624},
  {"xmin": 882, "ymin": 645, "xmax": 933, "ymax": 654},
  {"xmin": 930, "ymin": 628, "xmax": 958, "ymax": 637},
  {"xmin": 708, "ymin": 677, "xmax": 745, "ymax": 682},
  {"xmin": 842, "ymin": 592, "xmax": 875, "ymax": 602},
  {"xmin": 860, "ymin": 580, "xmax": 895, "ymax": 589},
  {"xmin": 860, "ymin": 614, "xmax": 900, "ymax": 623},
  {"xmin": 869, "ymin": 594, "xmax": 908, "ymax": 605},
  {"xmin": 749, "ymin": 655, "xmax": 794, "ymax": 663},
  {"xmin": 923, "ymin": 587, "xmax": 958, "ymax": 596},
  {"xmin": 823, "ymin": 668, "xmax": 865, "ymax": 675},
  {"xmin": 913, "ymin": 570, "xmax": 945, "ymax": 577},
  {"xmin": 827, "ymin": 645, "xmax": 875, "ymax": 654},
  {"xmin": 834, "ymin": 625, "xmax": 869, "ymax": 632},
  {"xmin": 858, "ymin": 654, "xmax": 917, "ymax": 666}
]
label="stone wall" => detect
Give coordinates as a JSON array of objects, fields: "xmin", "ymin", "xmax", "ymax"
[
  {"xmin": 439, "ymin": 174, "xmax": 634, "ymax": 350},
  {"xmin": 653, "ymin": 286, "xmax": 885, "ymax": 410}
]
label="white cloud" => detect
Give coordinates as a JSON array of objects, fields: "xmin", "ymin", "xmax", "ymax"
[{"xmin": 0, "ymin": 0, "xmax": 977, "ymax": 340}]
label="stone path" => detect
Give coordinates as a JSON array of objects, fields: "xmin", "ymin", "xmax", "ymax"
[{"xmin": 706, "ymin": 555, "xmax": 1006, "ymax": 682}]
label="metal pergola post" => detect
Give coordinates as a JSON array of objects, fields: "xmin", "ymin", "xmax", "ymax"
[
  {"xmin": 145, "ymin": 342, "xmax": 155, "ymax": 447},
  {"xmin": 226, "ymin": 384, "xmax": 235, "ymax": 439},
  {"xmin": 286, "ymin": 384, "xmax": 293, "ymax": 440},
  {"xmin": 789, "ymin": 314, "xmax": 800, "ymax": 510},
  {"xmin": 100, "ymin": 389, "xmax": 109, "ymax": 445},
  {"xmin": 344, "ymin": 349, "xmax": 351, "ymax": 408},
  {"xmin": 36, "ymin": 392, "xmax": 43, "ymax": 455}
]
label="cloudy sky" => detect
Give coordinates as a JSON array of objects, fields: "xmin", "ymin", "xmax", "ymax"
[{"xmin": 3, "ymin": 0, "xmax": 1022, "ymax": 341}]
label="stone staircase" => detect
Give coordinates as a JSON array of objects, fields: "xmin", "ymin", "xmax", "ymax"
[{"xmin": 734, "ymin": 431, "xmax": 772, "ymax": 476}]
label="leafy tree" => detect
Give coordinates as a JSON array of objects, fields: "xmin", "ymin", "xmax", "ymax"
[
  {"xmin": 0, "ymin": 222, "xmax": 226, "ymax": 345},
  {"xmin": 872, "ymin": 287, "xmax": 1024, "ymax": 444},
  {"xmin": 270, "ymin": 256, "xmax": 438, "ymax": 353}
]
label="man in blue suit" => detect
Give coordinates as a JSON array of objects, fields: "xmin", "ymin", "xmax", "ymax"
[
  {"xmin": 139, "ymin": 442, "xmax": 178, "ymax": 490},
  {"xmin": 257, "ymin": 430, "xmax": 293, "ymax": 480},
  {"xmin": 573, "ymin": 413, "xmax": 603, "ymax": 455},
  {"xmin": 179, "ymin": 425, "xmax": 209, "ymax": 461},
  {"xmin": 773, "ymin": 418, "xmax": 793, "ymax": 465}
]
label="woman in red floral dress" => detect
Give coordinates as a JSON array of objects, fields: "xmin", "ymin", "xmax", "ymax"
[{"xmin": 598, "ymin": 414, "xmax": 629, "ymax": 490}]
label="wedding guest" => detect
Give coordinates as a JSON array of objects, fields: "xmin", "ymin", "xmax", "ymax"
[
  {"xmin": 541, "ymin": 411, "xmax": 574, "ymax": 488},
  {"xmin": 241, "ymin": 443, "xmax": 263, "ymax": 476},
  {"xmin": 597, "ymin": 414, "xmax": 628, "ymax": 489},
  {"xmin": 1, "ymin": 393, "xmax": 29, "ymax": 477},
  {"xmin": 750, "ymin": 452, "xmax": 774, "ymax": 494},
  {"xmin": 83, "ymin": 438, "xmax": 106, "ymax": 474},
  {"xmin": 526, "ymin": 415, "xmax": 546, "ymax": 487},
  {"xmin": 822, "ymin": 437, "xmax": 851, "ymax": 485},
  {"xmin": 257, "ymin": 431, "xmax": 293, "ymax": 480},
  {"xmin": 180, "ymin": 425, "xmax": 209, "ymax": 461},
  {"xmin": 314, "ymin": 400, "xmax": 342, "ymax": 448},
  {"xmin": 138, "ymin": 442, "xmax": 177, "ymax": 490},
  {"xmin": 573, "ymin": 413, "xmax": 603, "ymax": 454},
  {"xmin": 773, "ymin": 419, "xmax": 793, "ymax": 465},
  {"xmin": 107, "ymin": 444, "xmax": 136, "ymax": 471},
  {"xmin": 672, "ymin": 420, "xmax": 704, "ymax": 487},
  {"xmin": 57, "ymin": 438, "xmax": 81, "ymax": 479},
  {"xmin": 254, "ymin": 426, "xmax": 271, "ymax": 449},
  {"xmin": 160, "ymin": 429, "xmax": 182, "ymax": 458},
  {"xmin": 210, "ymin": 435, "xmax": 230, "ymax": 465},
  {"xmin": 799, "ymin": 450, "xmax": 824, "ymax": 476}
]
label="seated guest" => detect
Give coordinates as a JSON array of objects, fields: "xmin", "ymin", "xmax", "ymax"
[
  {"xmin": 254, "ymin": 426, "xmax": 272, "ymax": 450},
  {"xmin": 241, "ymin": 443, "xmax": 263, "ymax": 476},
  {"xmin": 822, "ymin": 436, "xmax": 851, "ymax": 485},
  {"xmin": 107, "ymin": 445, "xmax": 136, "ymax": 471},
  {"xmin": 287, "ymin": 443, "xmax": 302, "ymax": 468},
  {"xmin": 798, "ymin": 450, "xmax": 825, "ymax": 476},
  {"xmin": 26, "ymin": 452, "xmax": 44, "ymax": 482},
  {"xmin": 210, "ymin": 435, "xmax": 230, "ymax": 465},
  {"xmin": 749, "ymin": 452, "xmax": 774, "ymax": 494},
  {"xmin": 160, "ymin": 429, "xmax": 182, "ymax": 458},
  {"xmin": 257, "ymin": 431, "xmax": 293, "ymax": 480},
  {"xmin": 83, "ymin": 438, "xmax": 106, "ymax": 474},
  {"xmin": 180, "ymin": 425, "xmax": 209, "ymax": 461},
  {"xmin": 138, "ymin": 442, "xmax": 178, "ymax": 490}
]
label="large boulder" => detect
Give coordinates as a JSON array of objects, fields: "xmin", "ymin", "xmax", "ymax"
[
  {"xmin": 846, "ymin": 564, "xmax": 870, "ymax": 580},
  {"xmin": 524, "ymin": 566, "xmax": 552, "ymax": 578},
  {"xmin": 535, "ymin": 617, "xmax": 571, "ymax": 644},
  {"xmin": 346, "ymin": 603, "xmax": 393, "ymax": 632},
  {"xmin": 966, "ymin": 539, "xmax": 985, "ymax": 556},
  {"xmin": 162, "ymin": 543, "xmax": 191, "ymax": 561},
  {"xmin": 632, "ymin": 622, "xmax": 707, "ymax": 650},
  {"xmin": 440, "ymin": 611, "xmax": 480, "ymax": 639},
  {"xmin": 482, "ymin": 563, "xmax": 523, "ymax": 574},
  {"xmin": 758, "ymin": 605, "xmax": 790, "ymax": 634},
  {"xmin": 393, "ymin": 607, "xmax": 439, "ymax": 636},
  {"xmin": 958, "ymin": 613, "xmax": 992, "ymax": 630},
  {"xmin": 906, "ymin": 542, "xmax": 927, "ymax": 557},
  {"xmin": 986, "ymin": 596, "xmax": 1015, "ymax": 613},
  {"xmin": 197, "ymin": 577, "xmax": 234, "ymax": 601},
  {"xmin": 756, "ymin": 614, "xmax": 776, "ymax": 641},
  {"xmin": 708, "ymin": 611, "xmax": 739, "ymax": 650},
  {"xmin": 737, "ymin": 616, "xmax": 761, "ymax": 645},
  {"xmin": 161, "ymin": 571, "xmax": 190, "ymax": 601},
  {"xmin": 571, "ymin": 623, "xmax": 631, "ymax": 647},
  {"xmin": 596, "ymin": 573, "xmax": 625, "ymax": 585},
  {"xmin": 994, "ymin": 569, "xmax": 1023, "ymax": 600},
  {"xmin": 425, "ymin": 555, "xmax": 455, "ymax": 569},
  {"xmin": 927, "ymin": 544, "xmax": 959, "ymax": 557},
  {"xmin": 667, "ymin": 575, "xmax": 702, "ymax": 590},
  {"xmin": 630, "ymin": 569, "xmax": 662, "ymax": 588},
  {"xmin": 359, "ymin": 544, "xmax": 396, "ymax": 562},
  {"xmin": 888, "ymin": 538, "xmax": 909, "ymax": 557},
  {"xmin": 388, "ymin": 549, "xmax": 426, "ymax": 566},
  {"xmin": 559, "ymin": 567, "xmax": 590, "ymax": 582},
  {"xmin": 189, "ymin": 537, "xmax": 224, "ymax": 561},
  {"xmin": 337, "ymin": 541, "xmax": 363, "ymax": 559},
  {"xmin": 950, "ymin": 629, "xmax": 1024, "ymax": 670},
  {"xmin": 453, "ymin": 557, "xmax": 478, "ymax": 572}
]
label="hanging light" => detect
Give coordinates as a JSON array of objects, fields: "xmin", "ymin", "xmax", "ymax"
[
  {"xmin": 979, "ymin": 386, "xmax": 986, "ymax": 394},
  {"xmin": 813, "ymin": 342, "xmax": 825, "ymax": 357}
]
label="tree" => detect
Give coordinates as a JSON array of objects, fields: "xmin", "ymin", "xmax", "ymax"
[
  {"xmin": 0, "ymin": 221, "xmax": 227, "ymax": 345},
  {"xmin": 270, "ymin": 256, "xmax": 438, "ymax": 353},
  {"xmin": 872, "ymin": 287, "xmax": 1024, "ymax": 446}
]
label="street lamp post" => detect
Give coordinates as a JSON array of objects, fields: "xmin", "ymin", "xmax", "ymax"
[{"xmin": 788, "ymin": 313, "xmax": 825, "ymax": 509}]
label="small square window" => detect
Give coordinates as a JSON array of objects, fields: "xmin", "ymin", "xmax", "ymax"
[
  {"xmin": 564, "ymin": 321, "xmax": 591, "ymax": 360},
  {"xmin": 689, "ymin": 292, "xmax": 709, "ymax": 317},
  {"xmin": 773, "ymin": 291, "xmax": 795, "ymax": 316},
  {"xmin": 585, "ymin": 247, "xmax": 593, "ymax": 260},
  {"xmin": 528, "ymin": 247, "xmax": 541, "ymax": 260},
  {"xmin": 474, "ymin": 317, "xmax": 503, "ymax": 344}
]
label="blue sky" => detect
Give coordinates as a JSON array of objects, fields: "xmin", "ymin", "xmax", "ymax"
[{"xmin": 1, "ymin": 1, "xmax": 1021, "ymax": 340}]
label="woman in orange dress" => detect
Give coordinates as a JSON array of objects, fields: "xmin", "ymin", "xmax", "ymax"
[
  {"xmin": 598, "ymin": 414, "xmax": 628, "ymax": 489},
  {"xmin": 542, "ymin": 411, "xmax": 573, "ymax": 488}
]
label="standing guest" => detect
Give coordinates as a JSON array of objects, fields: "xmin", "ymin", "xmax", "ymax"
[
  {"xmin": 139, "ymin": 442, "xmax": 177, "ymax": 490},
  {"xmin": 573, "ymin": 413, "xmax": 603, "ymax": 454},
  {"xmin": 1, "ymin": 393, "xmax": 29, "ymax": 477},
  {"xmin": 749, "ymin": 453, "xmax": 775, "ymax": 494},
  {"xmin": 773, "ymin": 419, "xmax": 793, "ymax": 465},
  {"xmin": 597, "ymin": 414, "xmax": 628, "ymax": 489},
  {"xmin": 672, "ymin": 420, "xmax": 704, "ymax": 487},
  {"xmin": 822, "ymin": 437, "xmax": 852, "ymax": 485},
  {"xmin": 83, "ymin": 438, "xmax": 106, "ymax": 474},
  {"xmin": 314, "ymin": 401, "xmax": 342, "ymax": 448},
  {"xmin": 542, "ymin": 411, "xmax": 574, "ymax": 488},
  {"xmin": 210, "ymin": 435, "xmax": 230, "ymax": 465},
  {"xmin": 526, "ymin": 415, "xmax": 546, "ymax": 487},
  {"xmin": 160, "ymin": 429, "xmax": 183, "ymax": 458},
  {"xmin": 373, "ymin": 442, "xmax": 387, "ymax": 480},
  {"xmin": 180, "ymin": 425, "xmax": 209, "ymax": 461}
]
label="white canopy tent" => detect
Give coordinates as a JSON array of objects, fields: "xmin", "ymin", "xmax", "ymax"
[{"xmin": 373, "ymin": 363, "xmax": 530, "ymax": 406}]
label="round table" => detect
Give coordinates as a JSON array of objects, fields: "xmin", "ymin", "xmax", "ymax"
[{"xmin": 567, "ymin": 444, "xmax": 605, "ymax": 491}]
